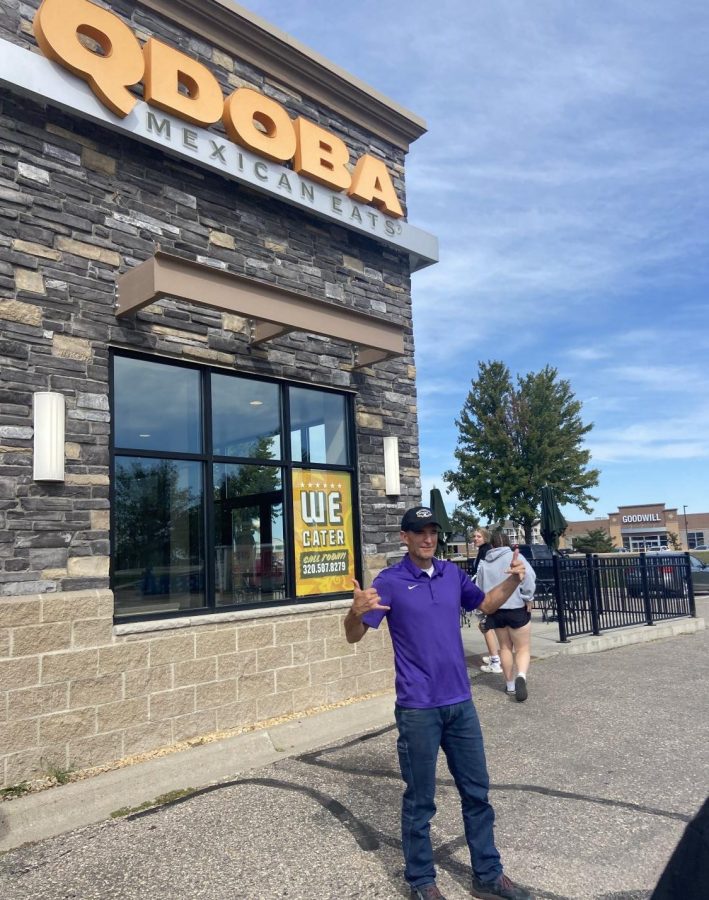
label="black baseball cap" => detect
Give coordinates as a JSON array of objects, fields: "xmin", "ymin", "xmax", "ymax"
[{"xmin": 401, "ymin": 506, "xmax": 441, "ymax": 532}]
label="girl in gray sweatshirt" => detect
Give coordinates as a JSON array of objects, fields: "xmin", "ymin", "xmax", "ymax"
[{"xmin": 476, "ymin": 532, "xmax": 536, "ymax": 701}]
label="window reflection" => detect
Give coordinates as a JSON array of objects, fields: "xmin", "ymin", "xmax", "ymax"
[
  {"xmin": 289, "ymin": 387, "xmax": 348, "ymax": 466},
  {"xmin": 212, "ymin": 374, "xmax": 281, "ymax": 459},
  {"xmin": 213, "ymin": 463, "xmax": 284, "ymax": 606},
  {"xmin": 112, "ymin": 354, "xmax": 356, "ymax": 618},
  {"xmin": 114, "ymin": 356, "xmax": 202, "ymax": 453},
  {"xmin": 114, "ymin": 457, "xmax": 205, "ymax": 615}
]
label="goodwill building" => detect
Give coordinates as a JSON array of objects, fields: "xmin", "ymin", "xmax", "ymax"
[{"xmin": 0, "ymin": 0, "xmax": 437, "ymax": 788}]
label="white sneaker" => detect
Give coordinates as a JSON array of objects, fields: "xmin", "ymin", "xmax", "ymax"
[
  {"xmin": 480, "ymin": 663, "xmax": 503, "ymax": 674},
  {"xmin": 482, "ymin": 655, "xmax": 491, "ymax": 665}
]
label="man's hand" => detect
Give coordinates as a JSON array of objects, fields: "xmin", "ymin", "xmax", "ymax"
[
  {"xmin": 345, "ymin": 579, "xmax": 390, "ymax": 644},
  {"xmin": 505, "ymin": 546, "xmax": 526, "ymax": 582},
  {"xmin": 351, "ymin": 578, "xmax": 390, "ymax": 617}
]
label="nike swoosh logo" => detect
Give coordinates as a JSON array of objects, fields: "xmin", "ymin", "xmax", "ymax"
[{"xmin": 408, "ymin": 585, "xmax": 420, "ymax": 590}]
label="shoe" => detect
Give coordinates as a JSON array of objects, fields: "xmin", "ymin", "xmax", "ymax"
[
  {"xmin": 514, "ymin": 675, "xmax": 528, "ymax": 702},
  {"xmin": 411, "ymin": 884, "xmax": 447, "ymax": 899},
  {"xmin": 504, "ymin": 687, "xmax": 515, "ymax": 697},
  {"xmin": 482, "ymin": 655, "xmax": 491, "ymax": 664},
  {"xmin": 480, "ymin": 663, "xmax": 503, "ymax": 673},
  {"xmin": 471, "ymin": 872, "xmax": 532, "ymax": 899}
]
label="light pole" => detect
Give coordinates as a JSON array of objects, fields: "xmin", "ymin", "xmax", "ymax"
[{"xmin": 683, "ymin": 505, "xmax": 689, "ymax": 549}]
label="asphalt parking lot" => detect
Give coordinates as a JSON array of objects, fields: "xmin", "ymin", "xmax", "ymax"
[{"xmin": 1, "ymin": 628, "xmax": 708, "ymax": 900}]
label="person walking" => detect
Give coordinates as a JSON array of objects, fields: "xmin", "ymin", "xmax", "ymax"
[
  {"xmin": 471, "ymin": 528, "xmax": 491, "ymax": 576},
  {"xmin": 475, "ymin": 530, "xmax": 536, "ymax": 702},
  {"xmin": 346, "ymin": 506, "xmax": 533, "ymax": 900},
  {"xmin": 471, "ymin": 528, "xmax": 502, "ymax": 674}
]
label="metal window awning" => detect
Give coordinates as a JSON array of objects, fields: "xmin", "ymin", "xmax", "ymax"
[{"xmin": 115, "ymin": 252, "xmax": 405, "ymax": 368}]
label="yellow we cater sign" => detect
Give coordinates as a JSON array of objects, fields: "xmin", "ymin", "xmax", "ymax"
[{"xmin": 292, "ymin": 470, "xmax": 355, "ymax": 597}]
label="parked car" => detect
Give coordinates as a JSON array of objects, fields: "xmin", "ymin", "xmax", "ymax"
[
  {"xmin": 516, "ymin": 544, "xmax": 554, "ymax": 591},
  {"xmin": 516, "ymin": 543, "xmax": 553, "ymax": 561},
  {"xmin": 625, "ymin": 552, "xmax": 709, "ymax": 596},
  {"xmin": 690, "ymin": 555, "xmax": 709, "ymax": 592}
]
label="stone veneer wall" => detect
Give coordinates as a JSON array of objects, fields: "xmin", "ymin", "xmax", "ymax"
[
  {"xmin": 0, "ymin": 589, "xmax": 393, "ymax": 789},
  {"xmin": 0, "ymin": 0, "xmax": 419, "ymax": 787}
]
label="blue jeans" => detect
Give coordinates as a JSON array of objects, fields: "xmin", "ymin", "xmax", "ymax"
[{"xmin": 395, "ymin": 700, "xmax": 502, "ymax": 888}]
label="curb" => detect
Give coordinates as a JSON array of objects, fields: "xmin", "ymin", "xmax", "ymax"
[
  {"xmin": 0, "ymin": 692, "xmax": 396, "ymax": 853},
  {"xmin": 465, "ymin": 616, "xmax": 705, "ymax": 669},
  {"xmin": 559, "ymin": 618, "xmax": 706, "ymax": 655},
  {"xmin": 552, "ymin": 616, "xmax": 705, "ymax": 655}
]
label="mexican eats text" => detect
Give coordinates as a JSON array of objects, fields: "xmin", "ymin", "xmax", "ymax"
[{"xmin": 34, "ymin": 0, "xmax": 404, "ymax": 219}]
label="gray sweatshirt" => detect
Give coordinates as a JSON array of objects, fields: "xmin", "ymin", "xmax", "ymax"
[{"xmin": 476, "ymin": 546, "xmax": 536, "ymax": 610}]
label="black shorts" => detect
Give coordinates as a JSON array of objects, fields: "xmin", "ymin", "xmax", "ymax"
[
  {"xmin": 486, "ymin": 607, "xmax": 531, "ymax": 630},
  {"xmin": 475, "ymin": 612, "xmax": 495, "ymax": 633}
]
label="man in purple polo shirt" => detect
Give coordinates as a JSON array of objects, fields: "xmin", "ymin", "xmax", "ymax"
[{"xmin": 345, "ymin": 506, "xmax": 533, "ymax": 900}]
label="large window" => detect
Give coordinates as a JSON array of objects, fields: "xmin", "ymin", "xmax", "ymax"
[
  {"xmin": 688, "ymin": 532, "xmax": 705, "ymax": 549},
  {"xmin": 111, "ymin": 353, "xmax": 358, "ymax": 620},
  {"xmin": 623, "ymin": 534, "xmax": 667, "ymax": 551},
  {"xmin": 213, "ymin": 462, "xmax": 284, "ymax": 608},
  {"xmin": 289, "ymin": 386, "xmax": 347, "ymax": 465},
  {"xmin": 113, "ymin": 458, "xmax": 205, "ymax": 614}
]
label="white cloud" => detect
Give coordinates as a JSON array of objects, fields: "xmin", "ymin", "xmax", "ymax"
[
  {"xmin": 566, "ymin": 347, "xmax": 609, "ymax": 361},
  {"xmin": 608, "ymin": 364, "xmax": 705, "ymax": 391}
]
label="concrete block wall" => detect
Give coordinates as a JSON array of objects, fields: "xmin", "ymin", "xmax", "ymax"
[{"xmin": 0, "ymin": 588, "xmax": 394, "ymax": 789}]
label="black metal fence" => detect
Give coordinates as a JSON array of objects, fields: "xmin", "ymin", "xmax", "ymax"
[{"xmin": 457, "ymin": 552, "xmax": 696, "ymax": 641}]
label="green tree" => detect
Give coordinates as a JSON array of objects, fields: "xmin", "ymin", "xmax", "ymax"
[
  {"xmin": 572, "ymin": 528, "xmax": 615, "ymax": 553},
  {"xmin": 444, "ymin": 361, "xmax": 599, "ymax": 543},
  {"xmin": 667, "ymin": 532, "xmax": 682, "ymax": 550},
  {"xmin": 449, "ymin": 503, "xmax": 480, "ymax": 557},
  {"xmin": 214, "ymin": 436, "xmax": 281, "ymax": 541},
  {"xmin": 114, "ymin": 458, "xmax": 202, "ymax": 589}
]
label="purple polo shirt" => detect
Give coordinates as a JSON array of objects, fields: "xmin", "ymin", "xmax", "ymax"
[{"xmin": 362, "ymin": 555, "xmax": 484, "ymax": 708}]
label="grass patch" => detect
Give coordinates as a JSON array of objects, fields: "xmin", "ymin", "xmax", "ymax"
[
  {"xmin": 0, "ymin": 782, "xmax": 30, "ymax": 799},
  {"xmin": 41, "ymin": 760, "xmax": 75, "ymax": 786},
  {"xmin": 110, "ymin": 787, "xmax": 196, "ymax": 818}
]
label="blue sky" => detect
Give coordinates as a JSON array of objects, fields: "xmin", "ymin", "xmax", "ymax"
[{"xmin": 243, "ymin": 0, "xmax": 709, "ymax": 523}]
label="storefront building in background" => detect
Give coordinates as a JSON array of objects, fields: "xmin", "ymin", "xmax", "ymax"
[
  {"xmin": 561, "ymin": 504, "xmax": 709, "ymax": 552},
  {"xmin": 0, "ymin": 0, "xmax": 437, "ymax": 788}
]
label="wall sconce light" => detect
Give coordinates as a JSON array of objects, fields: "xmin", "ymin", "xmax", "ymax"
[
  {"xmin": 33, "ymin": 391, "xmax": 65, "ymax": 482},
  {"xmin": 383, "ymin": 435, "xmax": 400, "ymax": 496}
]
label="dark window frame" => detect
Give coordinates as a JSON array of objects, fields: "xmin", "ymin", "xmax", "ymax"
[
  {"xmin": 688, "ymin": 531, "xmax": 705, "ymax": 550},
  {"xmin": 110, "ymin": 349, "xmax": 361, "ymax": 623}
]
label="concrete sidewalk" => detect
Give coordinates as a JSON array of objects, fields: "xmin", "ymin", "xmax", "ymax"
[
  {"xmin": 0, "ymin": 692, "xmax": 397, "ymax": 852},
  {"xmin": 3, "ymin": 628, "xmax": 707, "ymax": 899},
  {"xmin": 1, "ymin": 597, "xmax": 705, "ymax": 854},
  {"xmin": 461, "ymin": 595, "xmax": 707, "ymax": 664}
]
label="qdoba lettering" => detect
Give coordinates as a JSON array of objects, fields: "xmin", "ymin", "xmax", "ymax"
[{"xmin": 33, "ymin": 0, "xmax": 404, "ymax": 217}]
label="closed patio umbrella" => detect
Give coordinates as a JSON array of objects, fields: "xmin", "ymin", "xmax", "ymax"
[
  {"xmin": 540, "ymin": 485, "xmax": 567, "ymax": 553},
  {"xmin": 429, "ymin": 487, "xmax": 452, "ymax": 554}
]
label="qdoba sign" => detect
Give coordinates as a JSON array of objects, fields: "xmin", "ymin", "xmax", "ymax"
[{"xmin": 0, "ymin": 0, "xmax": 437, "ymax": 268}]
